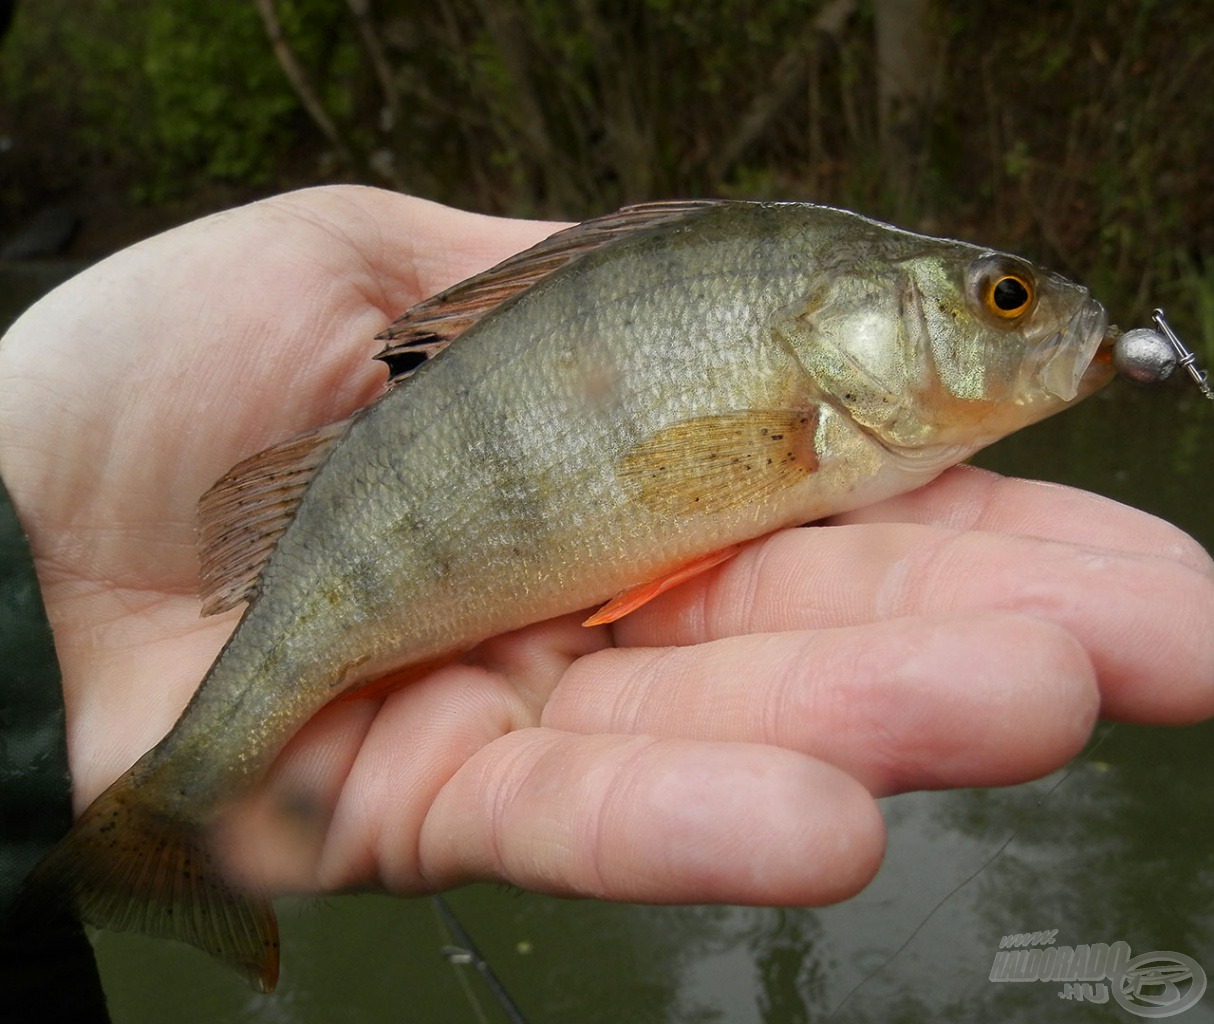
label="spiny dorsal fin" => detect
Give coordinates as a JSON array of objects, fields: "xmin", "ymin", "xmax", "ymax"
[
  {"xmin": 197, "ymin": 417, "xmax": 351, "ymax": 615},
  {"xmin": 374, "ymin": 200, "xmax": 724, "ymax": 384}
]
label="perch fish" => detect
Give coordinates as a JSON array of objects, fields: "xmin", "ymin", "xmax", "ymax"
[{"xmin": 24, "ymin": 200, "xmax": 1117, "ymax": 989}]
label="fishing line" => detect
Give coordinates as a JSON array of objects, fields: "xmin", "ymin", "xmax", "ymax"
[
  {"xmin": 430, "ymin": 893, "xmax": 529, "ymax": 1024},
  {"xmin": 442, "ymin": 954, "xmax": 489, "ymax": 1024},
  {"xmin": 824, "ymin": 722, "xmax": 1118, "ymax": 1019}
]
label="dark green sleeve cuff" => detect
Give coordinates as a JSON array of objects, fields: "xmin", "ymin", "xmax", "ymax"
[{"xmin": 0, "ymin": 471, "xmax": 109, "ymax": 1019}]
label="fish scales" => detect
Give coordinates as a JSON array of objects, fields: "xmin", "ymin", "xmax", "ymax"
[
  {"xmin": 131, "ymin": 206, "xmax": 834, "ymax": 800},
  {"xmin": 19, "ymin": 200, "xmax": 1116, "ymax": 990},
  {"xmin": 240, "ymin": 206, "xmax": 826, "ymax": 678}
]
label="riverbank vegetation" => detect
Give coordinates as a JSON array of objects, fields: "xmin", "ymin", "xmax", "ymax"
[{"xmin": 2, "ymin": 0, "xmax": 1212, "ymax": 341}]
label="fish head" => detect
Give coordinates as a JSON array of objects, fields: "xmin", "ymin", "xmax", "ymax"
[{"xmin": 788, "ymin": 240, "xmax": 1116, "ymax": 469}]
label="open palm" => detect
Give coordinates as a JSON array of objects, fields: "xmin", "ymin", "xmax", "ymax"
[{"xmin": 2, "ymin": 186, "xmax": 1212, "ymax": 911}]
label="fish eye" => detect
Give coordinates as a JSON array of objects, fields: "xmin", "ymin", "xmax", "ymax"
[
  {"xmin": 991, "ymin": 276, "xmax": 1030, "ymax": 313},
  {"xmin": 973, "ymin": 259, "xmax": 1036, "ymax": 321}
]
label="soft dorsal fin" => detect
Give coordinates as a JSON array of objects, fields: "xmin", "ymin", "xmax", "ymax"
[
  {"xmin": 374, "ymin": 200, "xmax": 724, "ymax": 384},
  {"xmin": 197, "ymin": 417, "xmax": 352, "ymax": 615}
]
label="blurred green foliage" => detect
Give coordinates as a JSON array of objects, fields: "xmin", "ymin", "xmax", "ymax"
[
  {"xmin": 133, "ymin": 4, "xmax": 296, "ymax": 198},
  {"xmin": 3, "ymin": 0, "xmax": 1214, "ymax": 346},
  {"xmin": 1, "ymin": 0, "xmax": 354, "ymax": 202}
]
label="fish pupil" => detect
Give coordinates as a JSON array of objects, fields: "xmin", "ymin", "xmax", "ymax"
[{"xmin": 993, "ymin": 277, "xmax": 1029, "ymax": 311}]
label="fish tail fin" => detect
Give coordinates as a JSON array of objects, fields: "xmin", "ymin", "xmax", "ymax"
[{"xmin": 17, "ymin": 769, "xmax": 279, "ymax": 991}]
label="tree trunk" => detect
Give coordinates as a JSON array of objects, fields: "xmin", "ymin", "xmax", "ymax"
[{"xmin": 873, "ymin": 0, "xmax": 939, "ymax": 217}]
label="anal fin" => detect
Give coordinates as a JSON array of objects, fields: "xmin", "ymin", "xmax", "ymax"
[{"xmin": 583, "ymin": 546, "xmax": 742, "ymax": 627}]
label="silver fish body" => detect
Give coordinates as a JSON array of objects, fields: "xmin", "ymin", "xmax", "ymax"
[{"xmin": 27, "ymin": 201, "xmax": 1115, "ymax": 989}]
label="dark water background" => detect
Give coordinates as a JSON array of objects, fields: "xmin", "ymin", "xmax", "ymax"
[{"xmin": 4, "ymin": 263, "xmax": 1212, "ymax": 1023}]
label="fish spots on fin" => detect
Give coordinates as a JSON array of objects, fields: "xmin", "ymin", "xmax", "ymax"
[
  {"xmin": 378, "ymin": 344, "xmax": 435, "ymax": 379},
  {"xmin": 617, "ymin": 406, "xmax": 820, "ymax": 517},
  {"xmin": 18, "ymin": 768, "xmax": 280, "ymax": 991},
  {"xmin": 583, "ymin": 545, "xmax": 742, "ymax": 626}
]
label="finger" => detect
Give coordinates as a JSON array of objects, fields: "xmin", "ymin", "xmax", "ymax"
[
  {"xmin": 547, "ymin": 612, "xmax": 1098, "ymax": 796},
  {"xmin": 418, "ymin": 729, "xmax": 885, "ymax": 907},
  {"xmin": 238, "ymin": 656, "xmax": 545, "ymax": 894},
  {"xmin": 829, "ymin": 465, "xmax": 1212, "ymax": 572},
  {"xmin": 611, "ymin": 524, "xmax": 1214, "ymax": 725},
  {"xmin": 222, "ymin": 696, "xmax": 380, "ymax": 892}
]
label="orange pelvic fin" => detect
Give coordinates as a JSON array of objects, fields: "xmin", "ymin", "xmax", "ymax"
[
  {"xmin": 583, "ymin": 545, "xmax": 742, "ymax": 627},
  {"xmin": 336, "ymin": 652, "xmax": 461, "ymax": 703}
]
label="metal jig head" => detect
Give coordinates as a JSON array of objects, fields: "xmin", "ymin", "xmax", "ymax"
[{"xmin": 1112, "ymin": 308, "xmax": 1214, "ymax": 400}]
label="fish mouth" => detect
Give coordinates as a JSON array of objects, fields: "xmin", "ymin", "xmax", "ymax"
[
  {"xmin": 1079, "ymin": 323, "xmax": 1120, "ymax": 394},
  {"xmin": 1032, "ymin": 299, "xmax": 1116, "ymax": 401}
]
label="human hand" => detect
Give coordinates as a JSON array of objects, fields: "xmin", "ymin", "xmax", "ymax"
[{"xmin": 1, "ymin": 186, "xmax": 1211, "ymax": 912}]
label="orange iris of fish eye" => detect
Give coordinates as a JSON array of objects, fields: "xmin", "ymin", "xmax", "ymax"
[{"xmin": 984, "ymin": 274, "xmax": 1033, "ymax": 319}]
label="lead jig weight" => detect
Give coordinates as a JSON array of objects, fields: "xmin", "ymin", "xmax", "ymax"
[{"xmin": 1112, "ymin": 308, "xmax": 1214, "ymax": 399}]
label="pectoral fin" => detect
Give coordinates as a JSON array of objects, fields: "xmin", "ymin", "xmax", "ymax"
[
  {"xmin": 582, "ymin": 546, "xmax": 742, "ymax": 626},
  {"xmin": 617, "ymin": 406, "xmax": 820, "ymax": 517}
]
